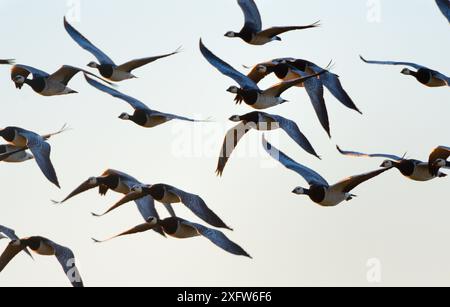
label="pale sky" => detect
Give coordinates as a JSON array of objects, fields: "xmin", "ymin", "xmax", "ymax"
[{"xmin": 0, "ymin": 0, "xmax": 449, "ymax": 287}]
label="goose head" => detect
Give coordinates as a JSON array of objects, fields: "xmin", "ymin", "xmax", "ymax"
[
  {"xmin": 256, "ymin": 65, "xmax": 268, "ymax": 73},
  {"xmin": 13, "ymin": 75, "xmax": 26, "ymax": 89},
  {"xmin": 229, "ymin": 115, "xmax": 241, "ymax": 122},
  {"xmin": 226, "ymin": 86, "xmax": 240, "ymax": 94},
  {"xmin": 380, "ymin": 160, "xmax": 395, "ymax": 168},
  {"xmin": 434, "ymin": 159, "xmax": 447, "ymax": 168},
  {"xmin": 118, "ymin": 113, "xmax": 131, "ymax": 120},
  {"xmin": 88, "ymin": 176, "xmax": 98, "ymax": 185},
  {"xmin": 87, "ymin": 62, "xmax": 99, "ymax": 69},
  {"xmin": 292, "ymin": 187, "xmax": 308, "ymax": 195},
  {"xmin": 224, "ymin": 31, "xmax": 238, "ymax": 38},
  {"xmin": 146, "ymin": 217, "xmax": 159, "ymax": 226},
  {"xmin": 401, "ymin": 68, "xmax": 412, "ymax": 75}
]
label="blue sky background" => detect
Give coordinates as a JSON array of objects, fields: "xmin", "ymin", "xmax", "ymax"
[{"xmin": 0, "ymin": 0, "xmax": 449, "ymax": 286}]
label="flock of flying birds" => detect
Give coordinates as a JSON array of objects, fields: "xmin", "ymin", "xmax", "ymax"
[{"xmin": 0, "ymin": 0, "xmax": 449, "ymax": 287}]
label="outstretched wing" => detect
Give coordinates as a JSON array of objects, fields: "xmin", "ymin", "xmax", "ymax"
[
  {"xmin": 0, "ymin": 226, "xmax": 32, "ymax": 258},
  {"xmin": 116, "ymin": 47, "xmax": 181, "ymax": 73},
  {"xmin": 436, "ymin": 0, "xmax": 450, "ymax": 22},
  {"xmin": 262, "ymin": 136, "xmax": 329, "ymax": 187},
  {"xmin": 85, "ymin": 74, "xmax": 150, "ymax": 110},
  {"xmin": 289, "ymin": 67, "xmax": 331, "ymax": 138},
  {"xmin": 257, "ymin": 22, "xmax": 320, "ymax": 38},
  {"xmin": 200, "ymin": 39, "xmax": 258, "ymax": 90},
  {"xmin": 182, "ymin": 220, "xmax": 251, "ymax": 258},
  {"xmin": 11, "ymin": 64, "xmax": 49, "ymax": 80},
  {"xmin": 64, "ymin": 17, "xmax": 115, "ymax": 65},
  {"xmin": 45, "ymin": 239, "xmax": 84, "ymax": 288},
  {"xmin": 267, "ymin": 114, "xmax": 320, "ymax": 159},
  {"xmin": 360, "ymin": 56, "xmax": 424, "ymax": 70},
  {"xmin": 263, "ymin": 69, "xmax": 327, "ymax": 97},
  {"xmin": 50, "ymin": 65, "xmax": 114, "ymax": 86},
  {"xmin": 337, "ymin": 146, "xmax": 404, "ymax": 161},
  {"xmin": 0, "ymin": 242, "xmax": 25, "ymax": 272},
  {"xmin": 167, "ymin": 186, "xmax": 232, "ymax": 230},
  {"xmin": 20, "ymin": 130, "xmax": 59, "ymax": 188},
  {"xmin": 216, "ymin": 122, "xmax": 252, "ymax": 176},
  {"xmin": 238, "ymin": 0, "xmax": 262, "ymax": 33},
  {"xmin": 93, "ymin": 222, "xmax": 157, "ymax": 243},
  {"xmin": 333, "ymin": 168, "xmax": 392, "ymax": 193},
  {"xmin": 53, "ymin": 179, "xmax": 99, "ymax": 204}
]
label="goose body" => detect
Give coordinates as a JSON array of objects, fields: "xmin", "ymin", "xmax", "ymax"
[
  {"xmin": 264, "ymin": 137, "xmax": 391, "ymax": 207},
  {"xmin": 85, "ymin": 75, "xmax": 203, "ymax": 128},
  {"xmin": 200, "ymin": 40, "xmax": 327, "ymax": 110},
  {"xmin": 64, "ymin": 17, "xmax": 180, "ymax": 82},
  {"xmin": 337, "ymin": 146, "xmax": 449, "ymax": 182},
  {"xmin": 360, "ymin": 56, "xmax": 449, "ymax": 87},
  {"xmin": 216, "ymin": 111, "xmax": 320, "ymax": 176},
  {"xmin": 0, "ymin": 126, "xmax": 65, "ymax": 188},
  {"xmin": 95, "ymin": 183, "xmax": 232, "ymax": 230},
  {"xmin": 11, "ymin": 64, "xmax": 111, "ymax": 96},
  {"xmin": 244, "ymin": 58, "xmax": 362, "ymax": 137},
  {"xmin": 225, "ymin": 0, "xmax": 319, "ymax": 46},
  {"xmin": 94, "ymin": 217, "xmax": 251, "ymax": 258},
  {"xmin": 0, "ymin": 236, "xmax": 83, "ymax": 287},
  {"xmin": 55, "ymin": 169, "xmax": 167, "ymax": 236}
]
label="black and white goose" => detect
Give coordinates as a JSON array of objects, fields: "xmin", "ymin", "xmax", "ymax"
[
  {"xmin": 0, "ymin": 59, "xmax": 14, "ymax": 65},
  {"xmin": 0, "ymin": 225, "xmax": 32, "ymax": 258},
  {"xmin": 360, "ymin": 56, "xmax": 449, "ymax": 87},
  {"xmin": 263, "ymin": 137, "xmax": 392, "ymax": 207},
  {"xmin": 64, "ymin": 17, "xmax": 180, "ymax": 82},
  {"xmin": 53, "ymin": 169, "xmax": 167, "ymax": 237},
  {"xmin": 436, "ymin": 0, "xmax": 450, "ymax": 23},
  {"xmin": 216, "ymin": 111, "xmax": 320, "ymax": 176},
  {"xmin": 337, "ymin": 146, "xmax": 449, "ymax": 181},
  {"xmin": 0, "ymin": 125, "xmax": 67, "ymax": 164},
  {"xmin": 225, "ymin": 0, "xmax": 320, "ymax": 45},
  {"xmin": 200, "ymin": 40, "xmax": 327, "ymax": 110},
  {"xmin": 85, "ymin": 75, "xmax": 205, "ymax": 128},
  {"xmin": 0, "ymin": 236, "xmax": 83, "ymax": 287},
  {"xmin": 93, "ymin": 216, "xmax": 251, "ymax": 258},
  {"xmin": 242, "ymin": 58, "xmax": 361, "ymax": 137},
  {"xmin": 0, "ymin": 126, "xmax": 67, "ymax": 188},
  {"xmin": 11, "ymin": 64, "xmax": 112, "ymax": 96},
  {"xmin": 93, "ymin": 184, "xmax": 232, "ymax": 231}
]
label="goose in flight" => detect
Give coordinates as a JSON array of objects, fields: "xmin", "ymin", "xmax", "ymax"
[
  {"xmin": 0, "ymin": 59, "xmax": 14, "ymax": 65},
  {"xmin": 263, "ymin": 137, "xmax": 392, "ymax": 206},
  {"xmin": 225, "ymin": 0, "xmax": 320, "ymax": 45},
  {"xmin": 85, "ymin": 75, "xmax": 206, "ymax": 128},
  {"xmin": 216, "ymin": 111, "xmax": 320, "ymax": 176},
  {"xmin": 360, "ymin": 56, "xmax": 449, "ymax": 87},
  {"xmin": 92, "ymin": 184, "xmax": 232, "ymax": 231},
  {"xmin": 0, "ymin": 125, "xmax": 67, "ymax": 164},
  {"xmin": 200, "ymin": 40, "xmax": 327, "ymax": 110},
  {"xmin": 0, "ymin": 125, "xmax": 68, "ymax": 188},
  {"xmin": 93, "ymin": 217, "xmax": 251, "ymax": 258},
  {"xmin": 436, "ymin": 0, "xmax": 450, "ymax": 23},
  {"xmin": 242, "ymin": 58, "xmax": 361, "ymax": 137},
  {"xmin": 53, "ymin": 169, "xmax": 167, "ymax": 237},
  {"xmin": 11, "ymin": 64, "xmax": 112, "ymax": 96},
  {"xmin": 0, "ymin": 225, "xmax": 32, "ymax": 258},
  {"xmin": 337, "ymin": 146, "xmax": 449, "ymax": 181},
  {"xmin": 0, "ymin": 236, "xmax": 83, "ymax": 287},
  {"xmin": 64, "ymin": 17, "xmax": 180, "ymax": 82}
]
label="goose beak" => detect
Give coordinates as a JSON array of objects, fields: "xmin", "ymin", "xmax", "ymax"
[{"xmin": 15, "ymin": 83, "xmax": 23, "ymax": 89}]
